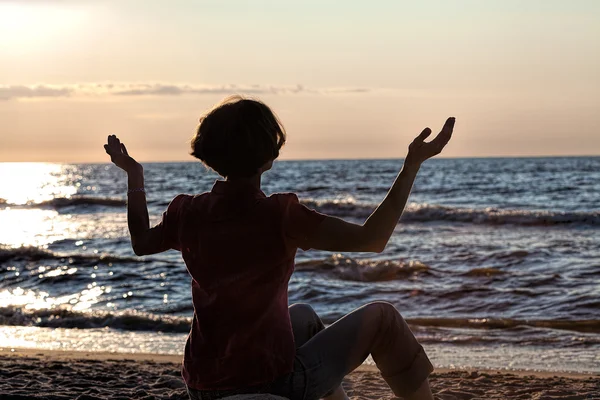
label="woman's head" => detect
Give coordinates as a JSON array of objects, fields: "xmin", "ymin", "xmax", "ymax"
[{"xmin": 191, "ymin": 96, "xmax": 286, "ymax": 178}]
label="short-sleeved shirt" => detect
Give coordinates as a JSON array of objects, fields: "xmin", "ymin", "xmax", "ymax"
[{"xmin": 158, "ymin": 180, "xmax": 326, "ymax": 390}]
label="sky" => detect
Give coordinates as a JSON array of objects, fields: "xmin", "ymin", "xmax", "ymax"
[{"xmin": 1, "ymin": 0, "xmax": 599, "ymax": 162}]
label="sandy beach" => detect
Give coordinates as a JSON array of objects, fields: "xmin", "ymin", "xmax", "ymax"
[{"xmin": 1, "ymin": 348, "xmax": 598, "ymax": 399}]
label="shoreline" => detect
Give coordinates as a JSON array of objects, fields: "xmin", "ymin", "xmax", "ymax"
[
  {"xmin": 2, "ymin": 347, "xmax": 597, "ymax": 380},
  {"xmin": 2, "ymin": 347, "xmax": 599, "ymax": 400}
]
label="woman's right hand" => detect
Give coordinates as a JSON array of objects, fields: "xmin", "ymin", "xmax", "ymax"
[
  {"xmin": 104, "ymin": 134, "xmax": 143, "ymax": 174},
  {"xmin": 405, "ymin": 117, "xmax": 455, "ymax": 166}
]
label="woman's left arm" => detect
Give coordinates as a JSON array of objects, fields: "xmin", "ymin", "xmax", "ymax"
[{"xmin": 105, "ymin": 135, "xmax": 168, "ymax": 256}]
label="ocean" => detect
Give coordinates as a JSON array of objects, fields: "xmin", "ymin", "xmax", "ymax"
[{"xmin": 0, "ymin": 157, "xmax": 599, "ymax": 373}]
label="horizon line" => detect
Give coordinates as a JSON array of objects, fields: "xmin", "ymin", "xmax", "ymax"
[{"xmin": 1, "ymin": 154, "xmax": 599, "ymax": 164}]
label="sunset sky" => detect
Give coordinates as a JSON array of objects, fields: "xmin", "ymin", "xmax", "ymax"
[{"xmin": 1, "ymin": 0, "xmax": 599, "ymax": 162}]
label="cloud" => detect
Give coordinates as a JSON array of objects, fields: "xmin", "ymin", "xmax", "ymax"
[
  {"xmin": 0, "ymin": 83, "xmax": 371, "ymax": 101},
  {"xmin": 0, "ymin": 85, "xmax": 73, "ymax": 100}
]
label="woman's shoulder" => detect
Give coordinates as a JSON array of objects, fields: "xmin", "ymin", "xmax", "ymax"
[{"xmin": 166, "ymin": 193, "xmax": 209, "ymax": 213}]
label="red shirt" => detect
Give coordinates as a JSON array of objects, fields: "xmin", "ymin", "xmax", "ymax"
[{"xmin": 159, "ymin": 180, "xmax": 326, "ymax": 390}]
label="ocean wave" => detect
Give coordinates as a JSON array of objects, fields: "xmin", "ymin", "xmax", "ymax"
[
  {"xmin": 5, "ymin": 195, "xmax": 598, "ymax": 227},
  {"xmin": 2, "ymin": 305, "xmax": 598, "ymax": 335},
  {"xmin": 302, "ymin": 200, "xmax": 600, "ymax": 227},
  {"xmin": 2, "ymin": 196, "xmax": 126, "ymax": 209},
  {"xmin": 406, "ymin": 317, "xmax": 600, "ymax": 334},
  {"xmin": 0, "ymin": 245, "xmax": 158, "ymax": 264},
  {"xmin": 0, "ymin": 306, "xmax": 191, "ymax": 332},
  {"xmin": 461, "ymin": 267, "xmax": 506, "ymax": 277},
  {"xmin": 296, "ymin": 255, "xmax": 432, "ymax": 282}
]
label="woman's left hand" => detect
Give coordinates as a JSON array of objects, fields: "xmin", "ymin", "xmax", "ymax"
[
  {"xmin": 104, "ymin": 134, "xmax": 142, "ymax": 174},
  {"xmin": 405, "ymin": 117, "xmax": 455, "ymax": 166}
]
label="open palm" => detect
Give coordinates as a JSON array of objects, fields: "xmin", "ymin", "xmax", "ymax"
[
  {"xmin": 104, "ymin": 135, "xmax": 141, "ymax": 173},
  {"xmin": 406, "ymin": 117, "xmax": 455, "ymax": 165}
]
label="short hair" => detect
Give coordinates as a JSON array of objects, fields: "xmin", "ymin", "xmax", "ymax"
[{"xmin": 191, "ymin": 96, "xmax": 286, "ymax": 178}]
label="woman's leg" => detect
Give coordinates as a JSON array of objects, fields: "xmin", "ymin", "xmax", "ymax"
[
  {"xmin": 289, "ymin": 303, "xmax": 326, "ymax": 346},
  {"xmin": 295, "ymin": 302, "xmax": 433, "ymax": 400},
  {"xmin": 289, "ymin": 304, "xmax": 348, "ymax": 400}
]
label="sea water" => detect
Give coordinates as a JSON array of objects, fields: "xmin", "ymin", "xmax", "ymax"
[{"xmin": 0, "ymin": 157, "xmax": 598, "ymax": 373}]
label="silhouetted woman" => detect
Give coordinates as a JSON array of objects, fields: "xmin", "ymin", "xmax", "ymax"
[{"xmin": 104, "ymin": 96, "xmax": 455, "ymax": 400}]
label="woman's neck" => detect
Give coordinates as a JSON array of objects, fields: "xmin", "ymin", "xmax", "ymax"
[{"xmin": 226, "ymin": 174, "xmax": 262, "ymax": 190}]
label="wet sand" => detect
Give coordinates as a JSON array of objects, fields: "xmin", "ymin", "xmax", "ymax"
[{"xmin": 1, "ymin": 348, "xmax": 598, "ymax": 399}]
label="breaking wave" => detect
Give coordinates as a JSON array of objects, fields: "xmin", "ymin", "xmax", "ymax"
[
  {"xmin": 0, "ymin": 245, "xmax": 159, "ymax": 264},
  {"xmin": 0, "ymin": 307, "xmax": 191, "ymax": 332},
  {"xmin": 296, "ymin": 255, "xmax": 432, "ymax": 282},
  {"xmin": 302, "ymin": 200, "xmax": 600, "ymax": 227},
  {"xmin": 5, "ymin": 195, "xmax": 598, "ymax": 227},
  {"xmin": 3, "ymin": 196, "xmax": 126, "ymax": 209},
  {"xmin": 2, "ymin": 306, "xmax": 598, "ymax": 334},
  {"xmin": 406, "ymin": 317, "xmax": 600, "ymax": 334}
]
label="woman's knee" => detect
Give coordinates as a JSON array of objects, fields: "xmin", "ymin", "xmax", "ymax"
[
  {"xmin": 365, "ymin": 301, "xmax": 400, "ymax": 316},
  {"xmin": 289, "ymin": 303, "xmax": 325, "ymax": 342},
  {"xmin": 363, "ymin": 301, "xmax": 404, "ymax": 327},
  {"xmin": 290, "ymin": 302, "xmax": 316, "ymax": 315},
  {"xmin": 290, "ymin": 303, "xmax": 320, "ymax": 323}
]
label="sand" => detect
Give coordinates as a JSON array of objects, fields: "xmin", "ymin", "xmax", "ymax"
[{"xmin": 0, "ymin": 348, "xmax": 598, "ymax": 400}]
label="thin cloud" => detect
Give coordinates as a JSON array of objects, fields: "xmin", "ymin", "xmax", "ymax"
[
  {"xmin": 0, "ymin": 85, "xmax": 73, "ymax": 100},
  {"xmin": 0, "ymin": 83, "xmax": 372, "ymax": 100}
]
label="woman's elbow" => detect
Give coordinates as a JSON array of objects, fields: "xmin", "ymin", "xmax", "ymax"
[
  {"xmin": 132, "ymin": 243, "xmax": 147, "ymax": 256},
  {"xmin": 358, "ymin": 229, "xmax": 387, "ymax": 253},
  {"xmin": 362, "ymin": 237, "xmax": 387, "ymax": 253},
  {"xmin": 371, "ymin": 242, "xmax": 386, "ymax": 253}
]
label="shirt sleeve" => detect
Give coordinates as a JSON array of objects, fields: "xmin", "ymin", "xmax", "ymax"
[
  {"xmin": 159, "ymin": 194, "xmax": 192, "ymax": 251},
  {"xmin": 280, "ymin": 193, "xmax": 327, "ymax": 251}
]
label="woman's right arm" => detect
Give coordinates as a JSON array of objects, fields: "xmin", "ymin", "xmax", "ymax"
[
  {"xmin": 306, "ymin": 117, "xmax": 455, "ymax": 253},
  {"xmin": 104, "ymin": 134, "xmax": 171, "ymax": 256}
]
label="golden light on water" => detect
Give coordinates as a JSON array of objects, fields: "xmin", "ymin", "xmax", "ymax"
[
  {"xmin": 0, "ymin": 209, "xmax": 69, "ymax": 247},
  {"xmin": 0, "ymin": 163, "xmax": 76, "ymax": 205},
  {"xmin": 0, "ymin": 284, "xmax": 111, "ymax": 312},
  {"xmin": 0, "ymin": 163, "xmax": 109, "ymax": 247}
]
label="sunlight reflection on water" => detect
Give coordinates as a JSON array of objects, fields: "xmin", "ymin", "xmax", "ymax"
[
  {"xmin": 0, "ymin": 284, "xmax": 111, "ymax": 312},
  {"xmin": 0, "ymin": 209, "xmax": 128, "ymax": 247},
  {"xmin": 0, "ymin": 209, "xmax": 69, "ymax": 247},
  {"xmin": 0, "ymin": 163, "xmax": 77, "ymax": 205}
]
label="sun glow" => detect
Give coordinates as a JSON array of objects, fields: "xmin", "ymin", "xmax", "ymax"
[{"xmin": 0, "ymin": 3, "xmax": 89, "ymax": 52}]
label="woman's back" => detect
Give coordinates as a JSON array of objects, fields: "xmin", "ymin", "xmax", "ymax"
[{"xmin": 162, "ymin": 180, "xmax": 325, "ymax": 390}]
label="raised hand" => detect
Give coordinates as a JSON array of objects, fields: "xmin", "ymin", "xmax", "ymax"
[
  {"xmin": 406, "ymin": 117, "xmax": 455, "ymax": 165},
  {"xmin": 104, "ymin": 134, "xmax": 142, "ymax": 173}
]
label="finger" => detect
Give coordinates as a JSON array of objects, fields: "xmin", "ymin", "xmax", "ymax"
[
  {"xmin": 121, "ymin": 143, "xmax": 129, "ymax": 156},
  {"xmin": 108, "ymin": 135, "xmax": 122, "ymax": 152},
  {"xmin": 433, "ymin": 117, "xmax": 456, "ymax": 145},
  {"xmin": 441, "ymin": 117, "xmax": 455, "ymax": 135},
  {"xmin": 104, "ymin": 144, "xmax": 110, "ymax": 154},
  {"xmin": 108, "ymin": 135, "xmax": 117, "ymax": 149},
  {"xmin": 415, "ymin": 127, "xmax": 432, "ymax": 142}
]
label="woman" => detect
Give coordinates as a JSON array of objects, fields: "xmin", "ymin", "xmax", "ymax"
[{"xmin": 104, "ymin": 96, "xmax": 455, "ymax": 400}]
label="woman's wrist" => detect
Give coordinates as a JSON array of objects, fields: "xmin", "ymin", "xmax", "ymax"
[
  {"xmin": 127, "ymin": 168, "xmax": 145, "ymax": 190},
  {"xmin": 402, "ymin": 159, "xmax": 421, "ymax": 174},
  {"xmin": 126, "ymin": 162, "xmax": 143, "ymax": 175}
]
